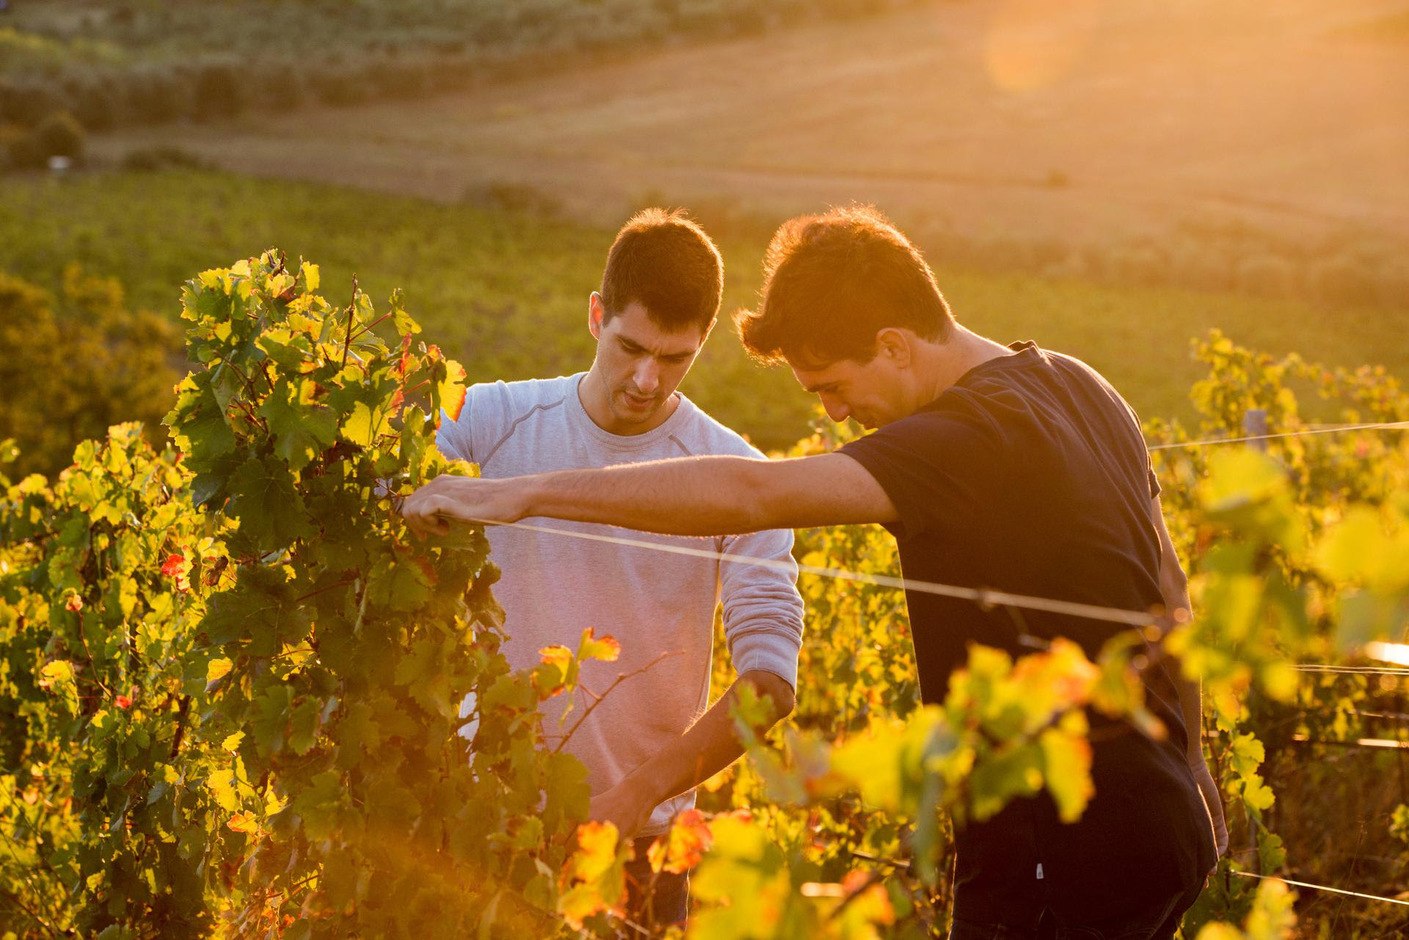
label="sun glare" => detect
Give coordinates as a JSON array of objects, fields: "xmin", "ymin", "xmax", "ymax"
[{"xmin": 983, "ymin": 0, "xmax": 1102, "ymax": 93}]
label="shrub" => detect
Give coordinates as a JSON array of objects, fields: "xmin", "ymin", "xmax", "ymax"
[
  {"xmin": 0, "ymin": 266, "xmax": 181, "ymax": 478},
  {"xmin": 32, "ymin": 110, "xmax": 85, "ymax": 162},
  {"xmin": 191, "ymin": 62, "xmax": 246, "ymax": 119},
  {"xmin": 0, "ymin": 79, "xmax": 65, "ymax": 127},
  {"xmin": 0, "ymin": 122, "xmax": 41, "ymax": 170},
  {"xmin": 59, "ymin": 73, "xmax": 123, "ymax": 132},
  {"xmin": 251, "ymin": 60, "xmax": 309, "ymax": 111},
  {"xmin": 123, "ymin": 66, "xmax": 192, "ymax": 125},
  {"xmin": 309, "ymin": 66, "xmax": 373, "ymax": 106}
]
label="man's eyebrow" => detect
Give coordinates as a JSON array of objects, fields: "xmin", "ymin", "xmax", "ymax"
[{"xmin": 619, "ymin": 335, "xmax": 695, "ymax": 359}]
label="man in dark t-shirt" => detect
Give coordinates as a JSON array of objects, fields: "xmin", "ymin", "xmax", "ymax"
[
  {"xmin": 838, "ymin": 343, "xmax": 1217, "ymax": 935},
  {"xmin": 404, "ymin": 205, "xmax": 1226, "ymax": 938}
]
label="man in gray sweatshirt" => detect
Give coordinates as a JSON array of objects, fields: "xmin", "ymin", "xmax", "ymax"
[{"xmin": 433, "ymin": 208, "xmax": 804, "ymax": 927}]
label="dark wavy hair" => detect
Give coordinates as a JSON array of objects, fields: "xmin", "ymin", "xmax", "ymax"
[{"xmin": 735, "ymin": 205, "xmax": 954, "ymax": 365}]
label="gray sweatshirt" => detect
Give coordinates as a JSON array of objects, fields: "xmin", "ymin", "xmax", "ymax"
[{"xmin": 436, "ymin": 374, "xmax": 804, "ymax": 834}]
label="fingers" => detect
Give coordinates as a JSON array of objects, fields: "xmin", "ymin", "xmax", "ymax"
[
  {"xmin": 401, "ymin": 490, "xmax": 453, "ymax": 537},
  {"xmin": 399, "ymin": 474, "xmax": 522, "ymax": 533}
]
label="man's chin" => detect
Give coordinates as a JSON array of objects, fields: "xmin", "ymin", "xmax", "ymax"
[{"xmin": 614, "ymin": 400, "xmax": 660, "ymax": 424}]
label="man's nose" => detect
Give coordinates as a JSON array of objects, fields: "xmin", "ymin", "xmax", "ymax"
[
  {"xmin": 821, "ymin": 394, "xmax": 848, "ymax": 423},
  {"xmin": 633, "ymin": 359, "xmax": 660, "ymax": 395}
]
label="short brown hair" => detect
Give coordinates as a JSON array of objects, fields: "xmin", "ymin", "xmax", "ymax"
[
  {"xmin": 600, "ymin": 208, "xmax": 723, "ymax": 333},
  {"xmin": 734, "ymin": 205, "xmax": 955, "ymax": 365}
]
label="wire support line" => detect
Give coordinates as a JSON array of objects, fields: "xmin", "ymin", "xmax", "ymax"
[
  {"xmin": 1230, "ymin": 870, "xmax": 1409, "ymax": 907},
  {"xmin": 1290, "ymin": 662, "xmax": 1409, "ymax": 676},
  {"xmin": 499, "ymin": 520, "xmax": 1159, "ymax": 628},
  {"xmin": 1146, "ymin": 420, "xmax": 1409, "ymax": 452}
]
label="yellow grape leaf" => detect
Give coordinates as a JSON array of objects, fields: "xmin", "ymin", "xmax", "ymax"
[
  {"xmin": 830, "ymin": 718, "xmax": 909, "ymax": 811},
  {"xmin": 647, "ymin": 808, "xmax": 712, "ymax": 875},
  {"xmin": 227, "ymin": 811, "xmax": 259, "ymax": 834},
  {"xmin": 564, "ymin": 820, "xmax": 620, "ymax": 883},
  {"xmin": 301, "ymin": 261, "xmax": 320, "ymax": 293},
  {"xmin": 38, "ymin": 660, "xmax": 74, "ymax": 688},
  {"xmin": 1316, "ymin": 506, "xmax": 1409, "ymax": 593},
  {"xmin": 440, "ymin": 359, "xmax": 468, "ymax": 423},
  {"xmin": 1039, "ymin": 719, "xmax": 1094, "ymax": 823},
  {"xmin": 1195, "ymin": 926, "xmax": 1245, "ymax": 940},
  {"xmin": 579, "ymin": 627, "xmax": 621, "ymax": 663},
  {"xmin": 341, "ymin": 401, "xmax": 381, "ymax": 447},
  {"xmin": 558, "ymin": 821, "xmax": 628, "ymax": 929},
  {"xmin": 1244, "ymin": 877, "xmax": 1296, "ymax": 940},
  {"xmin": 1198, "ymin": 449, "xmax": 1287, "ymax": 513},
  {"xmin": 535, "ymin": 645, "xmax": 574, "ymax": 697},
  {"xmin": 209, "ymin": 769, "xmax": 239, "ymax": 812},
  {"xmin": 1242, "ymin": 775, "xmax": 1275, "ymax": 812},
  {"xmin": 206, "ymin": 657, "xmax": 233, "ymax": 684}
]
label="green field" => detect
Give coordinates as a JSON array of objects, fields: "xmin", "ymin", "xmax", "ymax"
[{"xmin": 2, "ymin": 167, "xmax": 1403, "ymax": 451}]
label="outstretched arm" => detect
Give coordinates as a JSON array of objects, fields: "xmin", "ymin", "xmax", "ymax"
[
  {"xmin": 589, "ymin": 669, "xmax": 795, "ymax": 839},
  {"xmin": 1152, "ymin": 496, "xmax": 1229, "ymax": 859},
  {"xmin": 401, "ymin": 451, "xmax": 897, "ymax": 537}
]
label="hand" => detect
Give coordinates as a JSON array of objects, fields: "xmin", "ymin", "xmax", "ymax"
[
  {"xmin": 589, "ymin": 779, "xmax": 656, "ymax": 842},
  {"xmin": 400, "ymin": 474, "xmax": 526, "ymax": 537}
]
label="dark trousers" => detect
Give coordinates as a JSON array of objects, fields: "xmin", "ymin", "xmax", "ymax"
[
  {"xmin": 948, "ymin": 886, "xmax": 1194, "ymax": 940},
  {"xmin": 624, "ymin": 836, "xmax": 689, "ymax": 930}
]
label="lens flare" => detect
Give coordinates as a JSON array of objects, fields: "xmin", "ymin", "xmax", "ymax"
[{"xmin": 984, "ymin": 0, "xmax": 1103, "ymax": 93}]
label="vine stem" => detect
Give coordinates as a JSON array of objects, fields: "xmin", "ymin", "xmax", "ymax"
[
  {"xmin": 169, "ymin": 695, "xmax": 192, "ymax": 760},
  {"xmin": 340, "ymin": 275, "xmax": 360, "ymax": 371},
  {"xmin": 551, "ymin": 650, "xmax": 679, "ymax": 754}
]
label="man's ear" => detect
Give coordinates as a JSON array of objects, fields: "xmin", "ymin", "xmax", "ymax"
[
  {"xmin": 588, "ymin": 292, "xmax": 605, "ymax": 340},
  {"xmin": 876, "ymin": 327, "xmax": 912, "ymax": 368}
]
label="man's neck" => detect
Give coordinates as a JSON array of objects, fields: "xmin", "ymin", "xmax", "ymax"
[
  {"xmin": 916, "ymin": 327, "xmax": 1016, "ymax": 404},
  {"xmin": 577, "ymin": 370, "xmax": 679, "ymax": 436}
]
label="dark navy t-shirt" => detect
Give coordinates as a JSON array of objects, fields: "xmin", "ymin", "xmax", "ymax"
[{"xmin": 841, "ymin": 342, "xmax": 1215, "ymax": 927}]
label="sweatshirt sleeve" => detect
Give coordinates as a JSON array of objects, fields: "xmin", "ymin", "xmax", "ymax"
[{"xmin": 718, "ymin": 525, "xmax": 804, "ymax": 690}]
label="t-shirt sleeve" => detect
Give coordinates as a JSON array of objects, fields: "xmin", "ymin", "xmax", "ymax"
[
  {"xmin": 1117, "ymin": 395, "xmax": 1160, "ymax": 501},
  {"xmin": 434, "ymin": 382, "xmax": 503, "ymax": 464},
  {"xmin": 839, "ymin": 407, "xmax": 1000, "ymax": 540}
]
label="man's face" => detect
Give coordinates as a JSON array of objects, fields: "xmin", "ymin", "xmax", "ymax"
[
  {"xmin": 789, "ymin": 352, "xmax": 908, "ymax": 431},
  {"xmin": 587, "ymin": 297, "xmax": 710, "ymax": 434}
]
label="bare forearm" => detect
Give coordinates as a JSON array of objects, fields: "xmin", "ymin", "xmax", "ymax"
[
  {"xmin": 614, "ymin": 671, "xmax": 794, "ymax": 811},
  {"xmin": 402, "ymin": 451, "xmax": 895, "ymax": 539},
  {"xmin": 526, "ymin": 455, "xmax": 773, "ymax": 535}
]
